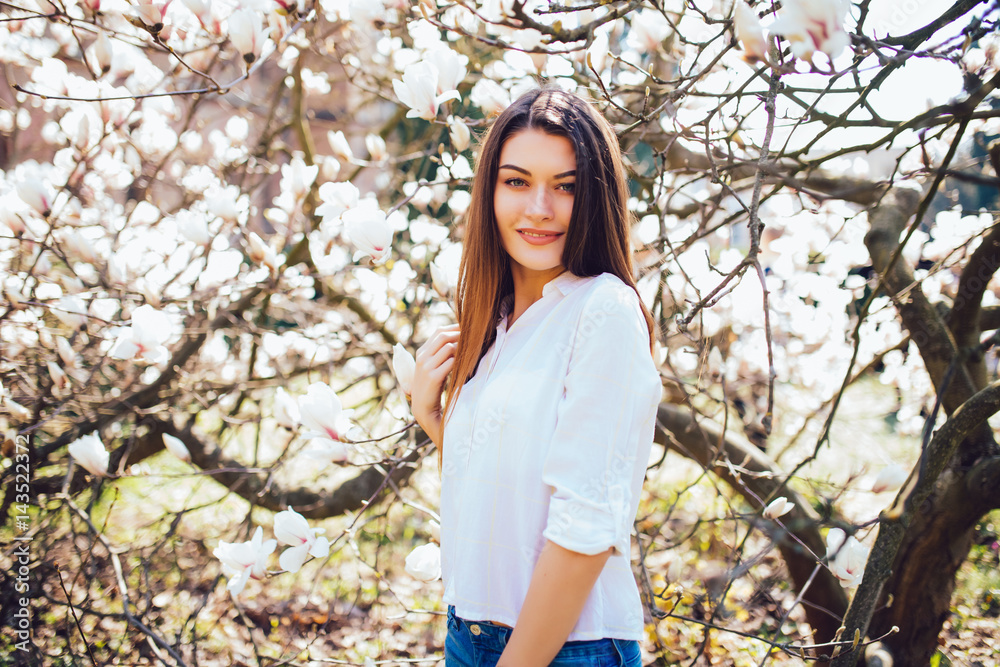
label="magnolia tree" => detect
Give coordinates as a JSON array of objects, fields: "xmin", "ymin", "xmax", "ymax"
[{"xmin": 1, "ymin": 0, "xmax": 999, "ymax": 664}]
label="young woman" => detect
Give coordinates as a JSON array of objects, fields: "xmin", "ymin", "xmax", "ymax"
[{"xmin": 411, "ymin": 88, "xmax": 662, "ymax": 666}]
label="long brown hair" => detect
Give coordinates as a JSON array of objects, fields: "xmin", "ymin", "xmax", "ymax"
[{"xmin": 444, "ymin": 87, "xmax": 655, "ymax": 423}]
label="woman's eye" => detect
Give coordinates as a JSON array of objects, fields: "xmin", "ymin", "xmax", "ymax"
[
  {"xmin": 558, "ymin": 182, "xmax": 576, "ymax": 193},
  {"xmin": 504, "ymin": 178, "xmax": 527, "ymax": 187}
]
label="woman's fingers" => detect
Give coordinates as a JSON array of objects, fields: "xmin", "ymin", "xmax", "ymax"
[
  {"xmin": 410, "ymin": 326, "xmax": 459, "ymax": 448},
  {"xmin": 417, "ymin": 328, "xmax": 460, "ymax": 361}
]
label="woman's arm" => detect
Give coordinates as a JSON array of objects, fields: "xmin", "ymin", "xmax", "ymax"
[{"xmin": 497, "ymin": 540, "xmax": 613, "ymax": 667}]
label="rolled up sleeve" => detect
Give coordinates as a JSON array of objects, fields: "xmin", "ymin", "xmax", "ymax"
[{"xmin": 541, "ymin": 281, "xmax": 662, "ymax": 557}]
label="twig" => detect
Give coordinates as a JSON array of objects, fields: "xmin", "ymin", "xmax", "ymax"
[{"xmin": 55, "ymin": 565, "xmax": 100, "ymax": 667}]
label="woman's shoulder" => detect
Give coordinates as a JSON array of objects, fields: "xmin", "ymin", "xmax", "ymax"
[
  {"xmin": 572, "ymin": 273, "xmax": 644, "ymax": 313},
  {"xmin": 562, "ymin": 273, "xmax": 648, "ymax": 341}
]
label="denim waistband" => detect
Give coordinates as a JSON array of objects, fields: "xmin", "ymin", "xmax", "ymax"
[{"xmin": 445, "ymin": 605, "xmax": 642, "ymax": 666}]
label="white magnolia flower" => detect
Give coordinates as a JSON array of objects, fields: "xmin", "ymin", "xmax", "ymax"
[
  {"xmin": 586, "ymin": 30, "xmax": 610, "ymax": 73},
  {"xmin": 68, "ymin": 432, "xmax": 110, "ymax": 478},
  {"xmin": 315, "ymin": 181, "xmax": 361, "ymax": 224},
  {"xmin": 734, "ymin": 2, "xmax": 768, "ymax": 63},
  {"xmin": 365, "ymin": 134, "xmax": 388, "ymax": 163},
  {"xmin": 205, "ymin": 187, "xmax": 243, "ymax": 223},
  {"xmin": 213, "ymin": 526, "xmax": 276, "ymax": 595},
  {"xmin": 273, "ymin": 507, "xmax": 331, "ymax": 572},
  {"xmin": 6, "ymin": 398, "xmax": 32, "ymax": 422},
  {"xmin": 0, "ymin": 198, "xmax": 27, "ymax": 235},
  {"xmin": 430, "ymin": 260, "xmax": 450, "ymax": 299},
  {"xmin": 327, "ymin": 130, "xmax": 354, "ymax": 162},
  {"xmin": 280, "ymin": 157, "xmax": 319, "ymax": 201},
  {"xmin": 134, "ymin": 0, "xmax": 167, "ymax": 31},
  {"xmin": 405, "ymin": 543, "xmax": 441, "ymax": 582},
  {"xmin": 90, "ymin": 31, "xmax": 114, "ymax": 75},
  {"xmin": 833, "ymin": 536, "xmax": 868, "ymax": 588},
  {"xmin": 46, "ymin": 361, "xmax": 70, "ymax": 394},
  {"xmin": 273, "ymin": 387, "xmax": 300, "ymax": 429},
  {"xmin": 182, "ymin": 0, "xmax": 209, "ymax": 20},
  {"xmin": 109, "ymin": 305, "xmax": 172, "ymax": 365},
  {"xmin": 763, "ymin": 496, "xmax": 795, "ymax": 520},
  {"xmin": 447, "ymin": 115, "xmax": 471, "ymax": 152},
  {"xmin": 469, "ymin": 78, "xmax": 510, "ymax": 116},
  {"xmin": 626, "ymin": 8, "xmax": 671, "ymax": 54},
  {"xmin": 425, "ymin": 46, "xmax": 468, "ymax": 94},
  {"xmin": 343, "ymin": 203, "xmax": 393, "ymax": 265},
  {"xmin": 825, "ymin": 527, "xmax": 846, "ymax": 559},
  {"xmin": 247, "ymin": 232, "xmax": 279, "ymax": 273},
  {"xmin": 392, "ymin": 343, "xmax": 416, "ymax": 396},
  {"xmin": 871, "ymin": 464, "xmax": 908, "ymax": 493},
  {"xmin": 177, "ymin": 210, "xmax": 211, "ymax": 246},
  {"xmin": 162, "ymin": 433, "xmax": 192, "ymax": 463},
  {"xmin": 53, "ymin": 296, "xmax": 89, "ymax": 330},
  {"xmin": 770, "ymin": 0, "xmax": 850, "ymax": 62},
  {"xmin": 59, "ymin": 230, "xmax": 100, "ymax": 265},
  {"xmin": 393, "ymin": 61, "xmax": 461, "ymax": 121},
  {"xmin": 825, "ymin": 527, "xmax": 869, "ymax": 588},
  {"xmin": 56, "ymin": 337, "xmax": 78, "ymax": 368},
  {"xmin": 297, "ymin": 382, "xmax": 350, "ymax": 441},
  {"xmin": 17, "ymin": 178, "xmax": 55, "ymax": 217},
  {"xmin": 228, "ymin": 8, "xmax": 269, "ymax": 66},
  {"xmin": 301, "ymin": 437, "xmax": 350, "ymax": 464}
]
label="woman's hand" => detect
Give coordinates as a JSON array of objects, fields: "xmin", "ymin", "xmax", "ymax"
[{"xmin": 411, "ymin": 324, "xmax": 459, "ymax": 448}]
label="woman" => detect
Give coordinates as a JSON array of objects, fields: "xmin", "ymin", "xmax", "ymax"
[{"xmin": 411, "ymin": 88, "xmax": 662, "ymax": 666}]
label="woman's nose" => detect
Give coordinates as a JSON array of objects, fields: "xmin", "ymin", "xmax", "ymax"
[{"xmin": 525, "ymin": 186, "xmax": 553, "ymax": 220}]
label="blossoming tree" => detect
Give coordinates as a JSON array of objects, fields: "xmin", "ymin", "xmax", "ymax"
[{"xmin": 1, "ymin": 0, "xmax": 999, "ymax": 664}]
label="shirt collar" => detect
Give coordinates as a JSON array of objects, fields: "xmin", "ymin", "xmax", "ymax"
[
  {"xmin": 497, "ymin": 272, "xmax": 589, "ymax": 331},
  {"xmin": 541, "ymin": 271, "xmax": 588, "ymax": 298}
]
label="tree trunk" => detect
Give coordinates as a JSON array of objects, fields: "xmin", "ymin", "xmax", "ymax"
[{"xmin": 870, "ymin": 474, "xmax": 985, "ymax": 664}]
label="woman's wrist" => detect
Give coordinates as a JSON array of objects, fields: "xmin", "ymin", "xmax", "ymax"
[{"xmin": 413, "ymin": 409, "xmax": 443, "ymax": 448}]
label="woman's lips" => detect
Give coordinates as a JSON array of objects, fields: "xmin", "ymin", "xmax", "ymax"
[{"xmin": 516, "ymin": 229, "xmax": 564, "ymax": 246}]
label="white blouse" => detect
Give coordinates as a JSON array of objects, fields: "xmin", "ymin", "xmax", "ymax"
[{"xmin": 440, "ymin": 271, "xmax": 662, "ymax": 641}]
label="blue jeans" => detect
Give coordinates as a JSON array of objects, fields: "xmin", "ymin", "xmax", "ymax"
[{"xmin": 445, "ymin": 605, "xmax": 641, "ymax": 666}]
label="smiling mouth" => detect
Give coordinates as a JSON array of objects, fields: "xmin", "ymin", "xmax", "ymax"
[
  {"xmin": 517, "ymin": 229, "xmax": 563, "ymax": 238},
  {"xmin": 516, "ymin": 229, "xmax": 564, "ymax": 246}
]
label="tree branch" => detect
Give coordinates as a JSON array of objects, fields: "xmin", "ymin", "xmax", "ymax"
[
  {"xmin": 655, "ymin": 404, "xmax": 849, "ymax": 643},
  {"xmin": 947, "ymin": 221, "xmax": 1000, "ymax": 388},
  {"xmin": 143, "ymin": 419, "xmax": 426, "ymax": 519}
]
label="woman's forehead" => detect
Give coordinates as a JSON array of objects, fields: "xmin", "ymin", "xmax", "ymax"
[{"xmin": 497, "ymin": 129, "xmax": 576, "ymax": 171}]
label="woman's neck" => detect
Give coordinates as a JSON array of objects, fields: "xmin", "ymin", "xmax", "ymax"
[{"xmin": 508, "ymin": 265, "xmax": 566, "ymax": 327}]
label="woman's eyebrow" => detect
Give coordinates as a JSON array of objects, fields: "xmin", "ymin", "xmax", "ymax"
[{"xmin": 498, "ymin": 164, "xmax": 577, "ymax": 179}]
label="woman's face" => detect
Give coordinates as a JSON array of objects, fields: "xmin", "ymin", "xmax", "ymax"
[{"xmin": 493, "ymin": 128, "xmax": 576, "ymax": 278}]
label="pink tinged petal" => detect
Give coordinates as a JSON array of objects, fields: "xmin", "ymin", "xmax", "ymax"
[
  {"xmin": 344, "ymin": 206, "xmax": 393, "ymax": 265},
  {"xmin": 273, "ymin": 508, "xmax": 312, "ymax": 546},
  {"xmin": 872, "ymin": 464, "xmax": 908, "ymax": 493},
  {"xmin": 297, "ymin": 382, "xmax": 344, "ymax": 438},
  {"xmin": 110, "ymin": 336, "xmax": 140, "ymax": 360},
  {"xmin": 734, "ymin": 2, "xmax": 768, "ymax": 63}
]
